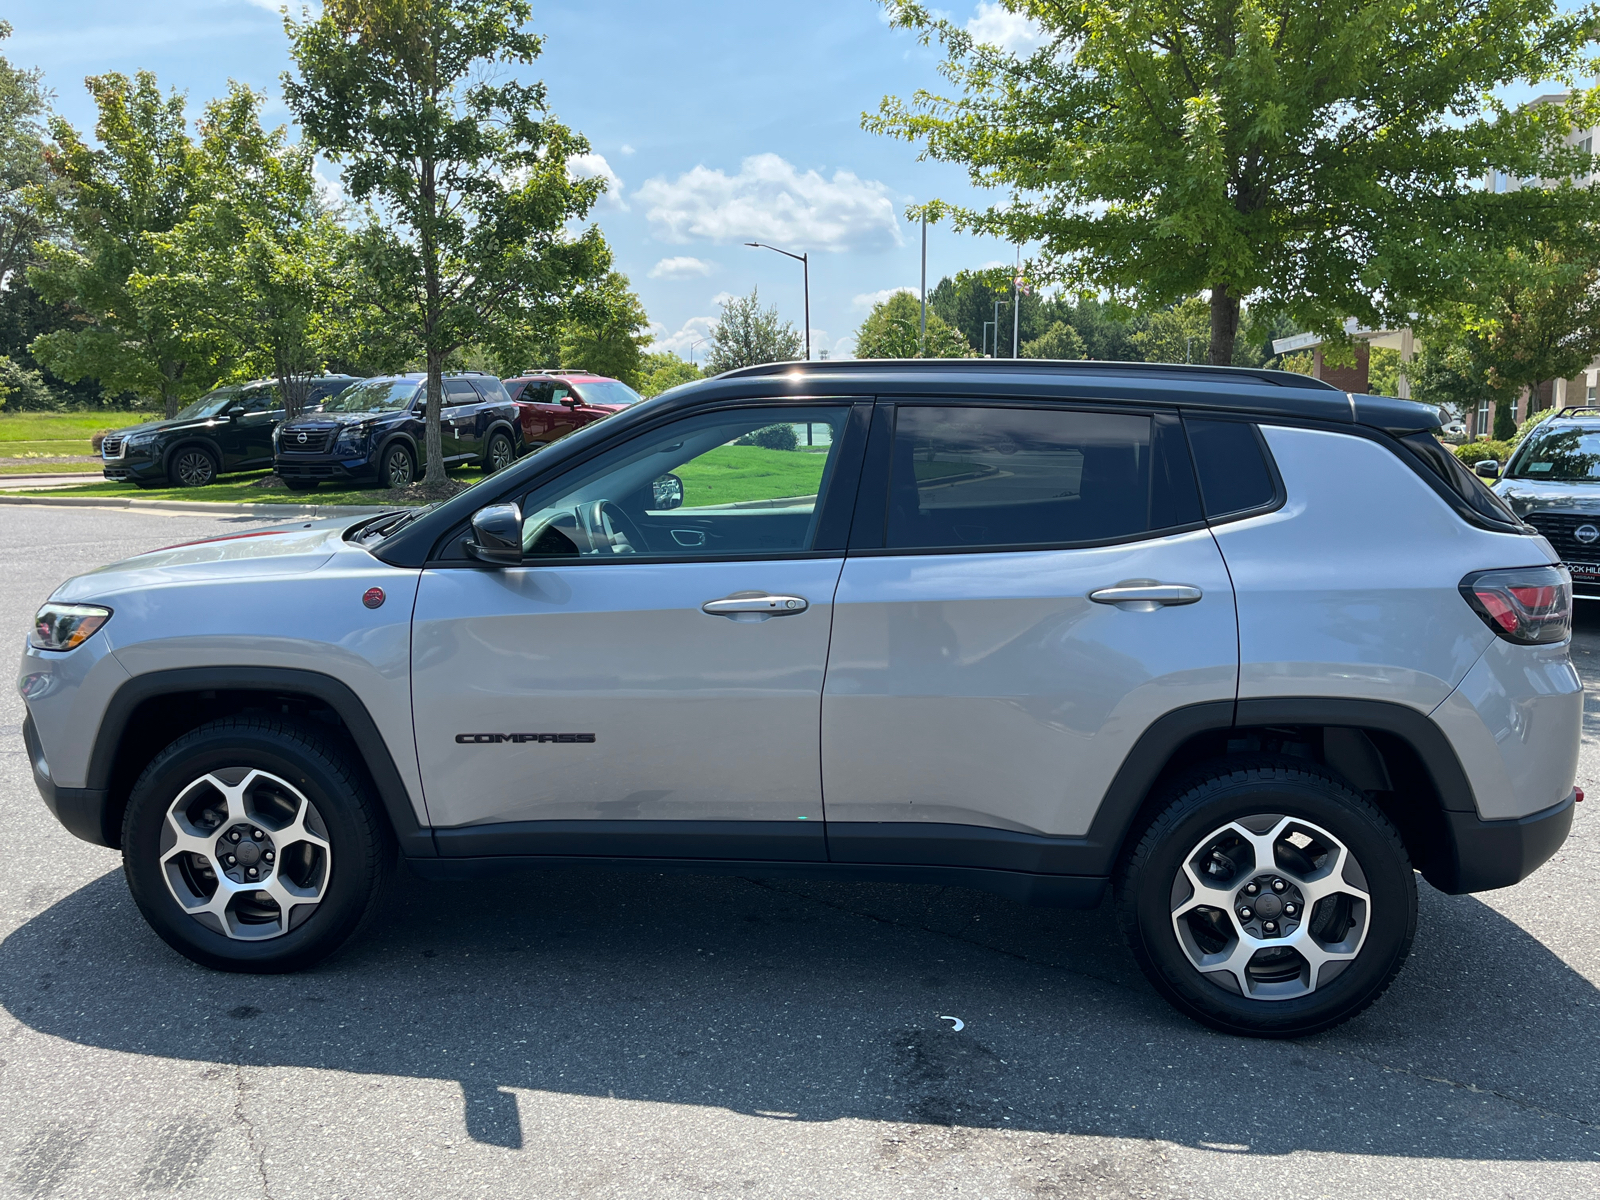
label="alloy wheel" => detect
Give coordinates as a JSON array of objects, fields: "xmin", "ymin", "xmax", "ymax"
[
  {"xmin": 158, "ymin": 767, "xmax": 333, "ymax": 941},
  {"xmin": 1169, "ymin": 814, "xmax": 1370, "ymax": 1000},
  {"xmin": 385, "ymin": 447, "xmax": 414, "ymax": 488},
  {"xmin": 487, "ymin": 433, "xmax": 514, "ymax": 472},
  {"xmin": 173, "ymin": 449, "xmax": 216, "ymax": 488}
]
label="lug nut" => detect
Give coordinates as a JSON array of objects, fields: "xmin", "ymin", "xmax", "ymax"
[
  {"xmin": 1245, "ymin": 883, "xmax": 1258, "ymax": 895},
  {"xmin": 1272, "ymin": 879, "xmax": 1286, "ymax": 892},
  {"xmin": 1239, "ymin": 908, "xmax": 1253, "ymax": 920},
  {"xmin": 229, "ymin": 831, "xmax": 241, "ymax": 842},
  {"xmin": 246, "ymin": 868, "xmax": 257, "ymax": 878},
  {"xmin": 263, "ymin": 851, "xmax": 274, "ymax": 862},
  {"xmin": 251, "ymin": 829, "xmax": 264, "ymax": 840},
  {"xmin": 226, "ymin": 855, "xmax": 236, "ymax": 865},
  {"xmin": 1284, "ymin": 903, "xmax": 1297, "ymax": 916},
  {"xmin": 1263, "ymin": 920, "xmax": 1277, "ymax": 932}
]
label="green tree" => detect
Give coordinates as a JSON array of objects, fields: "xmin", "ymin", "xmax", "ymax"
[
  {"xmin": 1022, "ymin": 320, "xmax": 1086, "ymax": 360},
  {"xmin": 144, "ymin": 84, "xmax": 347, "ymax": 418},
  {"xmin": 867, "ymin": 0, "xmax": 1600, "ymax": 365},
  {"xmin": 285, "ymin": 0, "xmax": 610, "ymax": 487},
  {"xmin": 0, "ymin": 22, "xmax": 52, "ymax": 293},
  {"xmin": 1130, "ymin": 298, "xmax": 1212, "ymax": 364},
  {"xmin": 559, "ymin": 272, "xmax": 651, "ymax": 386},
  {"xmin": 637, "ymin": 350, "xmax": 703, "ymax": 397},
  {"xmin": 705, "ymin": 288, "xmax": 802, "ymax": 373},
  {"xmin": 854, "ymin": 290, "xmax": 972, "ymax": 358},
  {"xmin": 30, "ymin": 72, "xmax": 218, "ymax": 417}
]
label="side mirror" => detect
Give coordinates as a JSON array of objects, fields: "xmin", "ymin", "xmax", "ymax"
[
  {"xmin": 559, "ymin": 395, "xmax": 580, "ymax": 408},
  {"xmin": 1474, "ymin": 460, "xmax": 1501, "ymax": 480},
  {"xmin": 652, "ymin": 473, "xmax": 684, "ymax": 510},
  {"xmin": 465, "ymin": 502, "xmax": 523, "ymax": 564}
]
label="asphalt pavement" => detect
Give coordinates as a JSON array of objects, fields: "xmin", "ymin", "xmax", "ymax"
[{"xmin": 1, "ymin": 504, "xmax": 1596, "ymax": 1200}]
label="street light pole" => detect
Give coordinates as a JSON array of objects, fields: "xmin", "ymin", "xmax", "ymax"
[
  {"xmin": 744, "ymin": 242, "xmax": 810, "ymax": 361},
  {"xmin": 919, "ymin": 213, "xmax": 927, "ymax": 357}
]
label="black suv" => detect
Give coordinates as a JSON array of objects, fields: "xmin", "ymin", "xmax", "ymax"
[
  {"xmin": 101, "ymin": 376, "xmax": 359, "ymax": 488},
  {"xmin": 274, "ymin": 373, "xmax": 521, "ymax": 491}
]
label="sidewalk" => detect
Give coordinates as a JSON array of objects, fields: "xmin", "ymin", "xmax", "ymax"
[{"xmin": 0, "ymin": 492, "xmax": 401, "ymax": 518}]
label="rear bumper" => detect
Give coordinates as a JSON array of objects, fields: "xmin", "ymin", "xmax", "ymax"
[
  {"xmin": 1437, "ymin": 793, "xmax": 1574, "ymax": 893},
  {"xmin": 23, "ymin": 714, "xmax": 116, "ymax": 848}
]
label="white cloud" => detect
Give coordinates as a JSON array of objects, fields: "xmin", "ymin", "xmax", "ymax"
[
  {"xmin": 636, "ymin": 153, "xmax": 902, "ymax": 252},
  {"xmin": 649, "ymin": 256, "xmax": 715, "ymax": 280},
  {"xmin": 649, "ymin": 316, "xmax": 719, "ymax": 357},
  {"xmin": 852, "ymin": 286, "xmax": 920, "ymax": 309},
  {"xmin": 710, "ymin": 291, "xmax": 737, "ymax": 307},
  {"xmin": 568, "ymin": 152, "xmax": 627, "ymax": 209},
  {"xmin": 966, "ymin": 1, "xmax": 1046, "ymax": 54},
  {"xmin": 619, "ymin": 143, "xmax": 636, "ymax": 156}
]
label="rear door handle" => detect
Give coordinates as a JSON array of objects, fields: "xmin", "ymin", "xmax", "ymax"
[
  {"xmin": 1088, "ymin": 582, "xmax": 1203, "ymax": 610},
  {"xmin": 702, "ymin": 593, "xmax": 809, "ymax": 620}
]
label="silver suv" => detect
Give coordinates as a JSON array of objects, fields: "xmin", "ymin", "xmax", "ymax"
[{"xmin": 18, "ymin": 361, "xmax": 1581, "ymax": 1037}]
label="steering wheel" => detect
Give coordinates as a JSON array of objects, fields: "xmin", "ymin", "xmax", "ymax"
[{"xmin": 577, "ymin": 500, "xmax": 646, "ymax": 555}]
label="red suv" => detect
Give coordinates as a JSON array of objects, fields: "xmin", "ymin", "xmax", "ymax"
[{"xmin": 503, "ymin": 370, "xmax": 643, "ymax": 451}]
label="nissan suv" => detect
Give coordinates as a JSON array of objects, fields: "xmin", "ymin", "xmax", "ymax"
[
  {"xmin": 1480, "ymin": 408, "xmax": 1600, "ymax": 600},
  {"xmin": 20, "ymin": 361, "xmax": 1580, "ymax": 1038},
  {"xmin": 100, "ymin": 375, "xmax": 359, "ymax": 488},
  {"xmin": 274, "ymin": 372, "xmax": 520, "ymax": 490}
]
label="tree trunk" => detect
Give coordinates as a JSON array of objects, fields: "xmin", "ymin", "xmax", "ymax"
[
  {"xmin": 420, "ymin": 154, "xmax": 447, "ymax": 486},
  {"xmin": 423, "ymin": 351, "xmax": 445, "ymax": 485},
  {"xmin": 1209, "ymin": 286, "xmax": 1241, "ymax": 366}
]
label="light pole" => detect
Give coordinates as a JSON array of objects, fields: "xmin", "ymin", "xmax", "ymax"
[
  {"xmin": 687, "ymin": 335, "xmax": 707, "ymax": 366},
  {"xmin": 744, "ymin": 242, "xmax": 810, "ymax": 361},
  {"xmin": 919, "ymin": 213, "xmax": 927, "ymax": 357}
]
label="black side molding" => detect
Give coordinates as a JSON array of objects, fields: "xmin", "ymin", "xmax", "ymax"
[
  {"xmin": 434, "ymin": 819, "xmax": 827, "ymax": 862},
  {"xmin": 86, "ymin": 667, "xmax": 434, "ymax": 857}
]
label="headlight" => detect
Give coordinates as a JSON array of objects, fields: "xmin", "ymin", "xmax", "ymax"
[
  {"xmin": 31, "ymin": 603, "xmax": 112, "ymax": 651},
  {"xmin": 124, "ymin": 432, "xmax": 154, "ymax": 447},
  {"xmin": 335, "ymin": 423, "xmax": 372, "ymax": 451}
]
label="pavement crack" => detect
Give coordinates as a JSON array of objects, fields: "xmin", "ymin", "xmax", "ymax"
[
  {"xmin": 741, "ymin": 877, "xmax": 1138, "ymax": 996},
  {"xmin": 1337, "ymin": 1051, "xmax": 1600, "ymax": 1132},
  {"xmin": 232, "ymin": 1064, "xmax": 274, "ymax": 1199}
]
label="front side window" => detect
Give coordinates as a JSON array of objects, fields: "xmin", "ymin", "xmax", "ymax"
[
  {"xmin": 517, "ymin": 406, "xmax": 849, "ymax": 559},
  {"xmin": 883, "ymin": 405, "xmax": 1197, "ymax": 551},
  {"xmin": 174, "ymin": 386, "xmax": 242, "ymax": 420}
]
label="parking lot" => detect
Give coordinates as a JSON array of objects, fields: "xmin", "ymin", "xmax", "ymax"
[{"xmin": 1, "ymin": 504, "xmax": 1596, "ymax": 1200}]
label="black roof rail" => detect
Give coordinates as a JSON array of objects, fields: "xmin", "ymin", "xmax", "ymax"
[
  {"xmin": 714, "ymin": 357, "xmax": 1345, "ymax": 392},
  {"xmin": 1550, "ymin": 406, "xmax": 1600, "ymax": 418}
]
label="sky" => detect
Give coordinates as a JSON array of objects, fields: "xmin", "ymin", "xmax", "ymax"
[{"xmin": 5, "ymin": 0, "xmax": 1046, "ymax": 361}]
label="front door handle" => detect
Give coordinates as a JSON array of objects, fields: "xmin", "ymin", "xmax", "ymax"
[
  {"xmin": 702, "ymin": 593, "xmax": 809, "ymax": 620},
  {"xmin": 1088, "ymin": 582, "xmax": 1203, "ymax": 611}
]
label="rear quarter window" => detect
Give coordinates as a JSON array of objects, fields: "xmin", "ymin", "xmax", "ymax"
[{"xmin": 1184, "ymin": 417, "xmax": 1280, "ymax": 518}]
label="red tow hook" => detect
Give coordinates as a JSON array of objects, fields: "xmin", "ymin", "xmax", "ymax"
[{"xmin": 1576, "ymin": 788, "xmax": 1585, "ymax": 804}]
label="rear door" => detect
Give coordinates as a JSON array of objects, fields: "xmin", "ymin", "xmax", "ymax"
[
  {"xmin": 820, "ymin": 401, "xmax": 1239, "ymax": 867},
  {"xmin": 442, "ymin": 379, "xmax": 481, "ymax": 461},
  {"xmin": 410, "ymin": 401, "xmax": 868, "ymax": 860}
]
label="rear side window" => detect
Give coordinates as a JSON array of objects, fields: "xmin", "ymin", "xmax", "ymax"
[
  {"xmin": 1396, "ymin": 431, "xmax": 1523, "ymax": 532},
  {"xmin": 472, "ymin": 378, "xmax": 511, "ymax": 403},
  {"xmin": 1185, "ymin": 418, "xmax": 1278, "ymax": 518},
  {"xmin": 444, "ymin": 380, "xmax": 478, "ymax": 402},
  {"xmin": 884, "ymin": 405, "xmax": 1201, "ymax": 551}
]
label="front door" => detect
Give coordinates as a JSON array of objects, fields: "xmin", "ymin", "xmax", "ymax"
[
  {"xmin": 821, "ymin": 402, "xmax": 1239, "ymax": 864},
  {"xmin": 411, "ymin": 401, "xmax": 861, "ymax": 861}
]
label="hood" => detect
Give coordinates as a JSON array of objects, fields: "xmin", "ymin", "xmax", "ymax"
[
  {"xmin": 110, "ymin": 416, "xmax": 202, "ymax": 437},
  {"xmin": 1492, "ymin": 477, "xmax": 1600, "ymax": 519},
  {"xmin": 282, "ymin": 410, "xmax": 400, "ymax": 431},
  {"xmin": 48, "ymin": 519, "xmax": 360, "ymax": 602}
]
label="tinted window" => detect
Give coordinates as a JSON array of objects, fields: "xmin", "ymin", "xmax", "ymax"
[
  {"xmin": 518, "ymin": 407, "xmax": 848, "ymax": 559},
  {"xmin": 885, "ymin": 406, "xmax": 1184, "ymax": 550},
  {"xmin": 444, "ymin": 380, "xmax": 478, "ymax": 402},
  {"xmin": 470, "ymin": 378, "xmax": 511, "ymax": 403},
  {"xmin": 1186, "ymin": 418, "xmax": 1276, "ymax": 517}
]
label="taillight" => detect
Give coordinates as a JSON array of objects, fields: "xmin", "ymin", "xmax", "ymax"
[{"xmin": 1460, "ymin": 566, "xmax": 1571, "ymax": 645}]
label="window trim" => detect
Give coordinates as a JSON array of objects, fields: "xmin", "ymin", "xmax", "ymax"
[
  {"xmin": 848, "ymin": 398, "xmax": 1209, "ymax": 557},
  {"xmin": 422, "ymin": 397, "xmax": 871, "ymax": 568}
]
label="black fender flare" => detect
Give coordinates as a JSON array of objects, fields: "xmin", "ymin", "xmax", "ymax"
[
  {"xmin": 161, "ymin": 438, "xmax": 221, "ymax": 477},
  {"xmin": 87, "ymin": 666, "xmax": 432, "ymax": 856},
  {"xmin": 481, "ymin": 419, "xmax": 520, "ymax": 459},
  {"xmin": 374, "ymin": 433, "xmax": 419, "ymax": 473}
]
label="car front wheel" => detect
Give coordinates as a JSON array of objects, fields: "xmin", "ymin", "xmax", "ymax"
[
  {"xmin": 169, "ymin": 448, "xmax": 218, "ymax": 488},
  {"xmin": 1117, "ymin": 759, "xmax": 1416, "ymax": 1037},
  {"xmin": 381, "ymin": 444, "xmax": 415, "ymax": 488},
  {"xmin": 121, "ymin": 717, "xmax": 393, "ymax": 973}
]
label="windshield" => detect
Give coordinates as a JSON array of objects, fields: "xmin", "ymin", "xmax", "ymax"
[
  {"xmin": 321, "ymin": 378, "xmax": 418, "ymax": 413},
  {"xmin": 1509, "ymin": 426, "xmax": 1600, "ymax": 481},
  {"xmin": 571, "ymin": 380, "xmax": 643, "ymax": 407},
  {"xmin": 173, "ymin": 386, "xmax": 243, "ymax": 421}
]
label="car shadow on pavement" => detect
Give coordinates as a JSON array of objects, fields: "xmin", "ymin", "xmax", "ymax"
[{"xmin": 1, "ymin": 863, "xmax": 1596, "ymax": 1162}]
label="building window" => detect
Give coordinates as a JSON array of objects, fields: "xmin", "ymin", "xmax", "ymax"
[{"xmin": 1475, "ymin": 396, "xmax": 1490, "ymax": 436}]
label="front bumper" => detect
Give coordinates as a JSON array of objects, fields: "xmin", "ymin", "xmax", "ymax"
[
  {"xmin": 102, "ymin": 455, "xmax": 164, "ymax": 483},
  {"xmin": 275, "ymin": 454, "xmax": 378, "ymax": 483},
  {"xmin": 1437, "ymin": 793, "xmax": 1575, "ymax": 893},
  {"xmin": 23, "ymin": 714, "xmax": 116, "ymax": 847}
]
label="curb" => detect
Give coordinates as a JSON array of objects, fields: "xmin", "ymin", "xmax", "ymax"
[{"xmin": 0, "ymin": 493, "xmax": 406, "ymax": 518}]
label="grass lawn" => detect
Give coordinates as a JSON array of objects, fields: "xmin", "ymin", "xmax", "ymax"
[
  {"xmin": 0, "ymin": 410, "xmax": 153, "ymax": 460},
  {"xmin": 677, "ymin": 445, "xmax": 829, "ymax": 507},
  {"xmin": 2, "ymin": 467, "xmax": 485, "ymax": 506},
  {"xmin": 0, "ymin": 461, "xmax": 104, "ymax": 475}
]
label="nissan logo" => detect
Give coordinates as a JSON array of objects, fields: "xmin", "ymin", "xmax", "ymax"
[
  {"xmin": 1576, "ymin": 524, "xmax": 1599, "ymax": 545},
  {"xmin": 296, "ymin": 431, "xmax": 308, "ymax": 444}
]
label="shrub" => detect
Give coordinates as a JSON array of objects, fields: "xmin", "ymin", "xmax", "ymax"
[
  {"xmin": 736, "ymin": 423, "xmax": 799, "ymax": 451},
  {"xmin": 1452, "ymin": 439, "xmax": 1513, "ymax": 466},
  {"xmin": 0, "ymin": 357, "xmax": 63, "ymax": 411}
]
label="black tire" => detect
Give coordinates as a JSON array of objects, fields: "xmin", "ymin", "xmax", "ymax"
[
  {"xmin": 1116, "ymin": 758, "xmax": 1416, "ymax": 1038},
  {"xmin": 284, "ymin": 479, "xmax": 319, "ymax": 492},
  {"xmin": 481, "ymin": 430, "xmax": 515, "ymax": 473},
  {"xmin": 381, "ymin": 443, "xmax": 415, "ymax": 489},
  {"xmin": 121, "ymin": 717, "xmax": 394, "ymax": 973},
  {"xmin": 168, "ymin": 447, "xmax": 218, "ymax": 488}
]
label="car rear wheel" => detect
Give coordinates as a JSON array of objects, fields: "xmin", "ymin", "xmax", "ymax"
[
  {"xmin": 121, "ymin": 717, "xmax": 393, "ymax": 973},
  {"xmin": 1116, "ymin": 759, "xmax": 1416, "ymax": 1037},
  {"xmin": 169, "ymin": 448, "xmax": 218, "ymax": 488},
  {"xmin": 381, "ymin": 444, "xmax": 414, "ymax": 488},
  {"xmin": 481, "ymin": 430, "xmax": 515, "ymax": 473}
]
